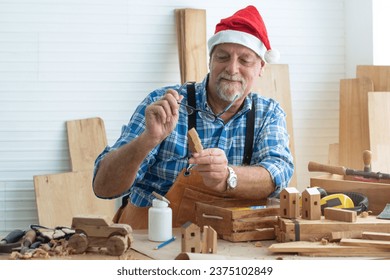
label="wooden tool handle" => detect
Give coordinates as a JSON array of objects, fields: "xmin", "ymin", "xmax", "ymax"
[
  {"xmin": 363, "ymin": 150, "xmax": 372, "ymax": 171},
  {"xmin": 22, "ymin": 230, "xmax": 36, "ymax": 247},
  {"xmin": 308, "ymin": 161, "xmax": 346, "ymax": 176}
]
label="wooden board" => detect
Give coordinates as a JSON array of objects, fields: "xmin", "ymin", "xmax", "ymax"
[
  {"xmin": 175, "ymin": 8, "xmax": 207, "ymax": 84},
  {"xmin": 66, "ymin": 117, "xmax": 107, "ymax": 171},
  {"xmin": 33, "ymin": 170, "xmax": 115, "ymax": 228},
  {"xmin": 356, "ymin": 65, "xmax": 390, "ymax": 91},
  {"xmin": 339, "ymin": 78, "xmax": 374, "ymax": 170},
  {"xmin": 277, "ymin": 215, "xmax": 390, "ymax": 242},
  {"xmin": 340, "ymin": 238, "xmax": 390, "ymax": 250},
  {"xmin": 368, "ymin": 92, "xmax": 390, "ymax": 173},
  {"xmin": 268, "ymin": 241, "xmax": 390, "ymax": 257},
  {"xmin": 253, "ymin": 64, "xmax": 297, "ymax": 187}
]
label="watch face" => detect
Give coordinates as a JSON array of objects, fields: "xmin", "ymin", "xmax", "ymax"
[
  {"xmin": 229, "ymin": 177, "xmax": 237, "ymax": 188},
  {"xmin": 227, "ymin": 167, "xmax": 237, "ymax": 189}
]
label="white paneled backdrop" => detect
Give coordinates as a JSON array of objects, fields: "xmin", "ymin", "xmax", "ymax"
[{"xmin": 0, "ymin": 0, "xmax": 344, "ymax": 236}]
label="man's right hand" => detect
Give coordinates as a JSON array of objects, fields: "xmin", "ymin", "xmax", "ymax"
[{"xmin": 144, "ymin": 89, "xmax": 183, "ymax": 145}]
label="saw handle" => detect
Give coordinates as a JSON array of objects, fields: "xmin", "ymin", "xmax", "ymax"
[{"xmin": 308, "ymin": 161, "xmax": 346, "ymax": 176}]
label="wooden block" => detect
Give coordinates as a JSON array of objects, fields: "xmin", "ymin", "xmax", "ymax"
[
  {"xmin": 188, "ymin": 127, "xmax": 203, "ymax": 153},
  {"xmin": 368, "ymin": 91, "xmax": 390, "ymax": 173},
  {"xmin": 66, "ymin": 117, "xmax": 107, "ymax": 171},
  {"xmin": 324, "ymin": 207, "xmax": 357, "ymax": 223},
  {"xmin": 33, "ymin": 171, "xmax": 115, "ymax": 228},
  {"xmin": 339, "ymin": 78, "xmax": 374, "ymax": 170},
  {"xmin": 252, "ymin": 64, "xmax": 297, "ymax": 187},
  {"xmin": 329, "ymin": 231, "xmax": 362, "ymax": 241}
]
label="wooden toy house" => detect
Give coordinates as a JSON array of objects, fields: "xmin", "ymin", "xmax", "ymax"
[
  {"xmin": 181, "ymin": 221, "xmax": 201, "ymax": 253},
  {"xmin": 301, "ymin": 188, "xmax": 321, "ymax": 220},
  {"xmin": 280, "ymin": 187, "xmax": 300, "ymax": 218}
]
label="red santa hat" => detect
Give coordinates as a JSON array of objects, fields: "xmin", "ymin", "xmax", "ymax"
[{"xmin": 207, "ymin": 5, "xmax": 280, "ymax": 63}]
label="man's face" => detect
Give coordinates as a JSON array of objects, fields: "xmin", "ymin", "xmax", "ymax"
[{"xmin": 208, "ymin": 43, "xmax": 263, "ymax": 102}]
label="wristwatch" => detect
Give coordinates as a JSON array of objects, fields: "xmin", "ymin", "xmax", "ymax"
[{"xmin": 226, "ymin": 166, "xmax": 238, "ymax": 190}]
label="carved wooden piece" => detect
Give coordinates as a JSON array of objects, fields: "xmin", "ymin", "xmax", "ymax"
[
  {"xmin": 68, "ymin": 215, "xmax": 133, "ymax": 256},
  {"xmin": 188, "ymin": 127, "xmax": 203, "ymax": 153}
]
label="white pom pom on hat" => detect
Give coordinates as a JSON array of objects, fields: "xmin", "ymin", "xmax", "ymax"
[{"xmin": 207, "ymin": 5, "xmax": 280, "ymax": 63}]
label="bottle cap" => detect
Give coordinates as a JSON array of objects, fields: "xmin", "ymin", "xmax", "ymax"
[{"xmin": 152, "ymin": 198, "xmax": 168, "ymax": 208}]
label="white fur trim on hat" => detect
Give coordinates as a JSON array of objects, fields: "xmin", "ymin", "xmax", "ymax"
[{"xmin": 208, "ymin": 30, "xmax": 268, "ymax": 61}]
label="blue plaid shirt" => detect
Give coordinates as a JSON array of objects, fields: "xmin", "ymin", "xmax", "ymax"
[{"xmin": 93, "ymin": 76, "xmax": 294, "ymax": 206}]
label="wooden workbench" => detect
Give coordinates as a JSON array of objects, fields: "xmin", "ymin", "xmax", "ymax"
[{"xmin": 2, "ymin": 227, "xmax": 390, "ymax": 260}]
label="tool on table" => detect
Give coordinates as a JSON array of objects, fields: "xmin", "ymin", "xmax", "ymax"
[
  {"xmin": 19, "ymin": 229, "xmax": 37, "ymax": 254},
  {"xmin": 186, "ymin": 128, "xmax": 203, "ymax": 175},
  {"xmin": 0, "ymin": 229, "xmax": 25, "ymax": 253},
  {"xmin": 308, "ymin": 161, "xmax": 390, "ymax": 181}
]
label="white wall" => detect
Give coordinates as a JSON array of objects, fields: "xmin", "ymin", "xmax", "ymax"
[
  {"xmin": 0, "ymin": 0, "xmax": 345, "ymax": 236},
  {"xmin": 345, "ymin": 0, "xmax": 374, "ymax": 77},
  {"xmin": 373, "ymin": 0, "xmax": 390, "ymax": 64}
]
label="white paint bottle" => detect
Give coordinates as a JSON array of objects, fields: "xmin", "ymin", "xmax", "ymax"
[{"xmin": 148, "ymin": 198, "xmax": 172, "ymax": 242}]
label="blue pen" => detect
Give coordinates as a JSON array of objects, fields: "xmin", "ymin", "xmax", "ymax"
[{"xmin": 154, "ymin": 236, "xmax": 176, "ymax": 250}]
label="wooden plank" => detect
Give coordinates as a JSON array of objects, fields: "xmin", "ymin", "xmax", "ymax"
[
  {"xmin": 222, "ymin": 228, "xmax": 275, "ymax": 242},
  {"xmin": 252, "ymin": 64, "xmax": 297, "ymax": 187},
  {"xmin": 33, "ymin": 171, "xmax": 115, "ymax": 228},
  {"xmin": 324, "ymin": 207, "xmax": 357, "ymax": 223},
  {"xmin": 339, "ymin": 78, "xmax": 374, "ymax": 170},
  {"xmin": 279, "ymin": 215, "xmax": 390, "ymax": 242},
  {"xmin": 175, "ymin": 8, "xmax": 207, "ymax": 84},
  {"xmin": 362, "ymin": 231, "xmax": 390, "ymax": 241},
  {"xmin": 356, "ymin": 65, "xmax": 390, "ymax": 91},
  {"xmin": 310, "ymin": 174, "xmax": 390, "ymax": 215},
  {"xmin": 340, "ymin": 238, "xmax": 390, "ymax": 250},
  {"xmin": 368, "ymin": 92, "xmax": 390, "ymax": 173},
  {"xmin": 66, "ymin": 117, "xmax": 107, "ymax": 171},
  {"xmin": 328, "ymin": 143, "xmax": 339, "ymax": 165},
  {"xmin": 268, "ymin": 241, "xmax": 390, "ymax": 257}
]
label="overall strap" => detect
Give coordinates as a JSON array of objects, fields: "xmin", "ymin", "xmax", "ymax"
[
  {"xmin": 186, "ymin": 82, "xmax": 255, "ymax": 165},
  {"xmin": 187, "ymin": 82, "xmax": 197, "ymax": 130},
  {"xmin": 242, "ymin": 98, "xmax": 255, "ymax": 165}
]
